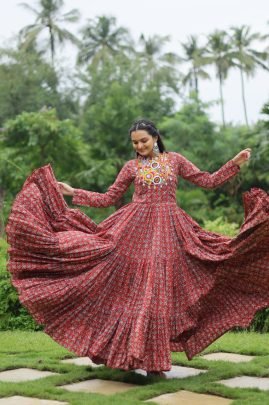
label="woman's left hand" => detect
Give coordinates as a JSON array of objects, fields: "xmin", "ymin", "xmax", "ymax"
[
  {"xmin": 232, "ymin": 148, "xmax": 252, "ymax": 167},
  {"xmin": 57, "ymin": 182, "xmax": 75, "ymax": 196}
]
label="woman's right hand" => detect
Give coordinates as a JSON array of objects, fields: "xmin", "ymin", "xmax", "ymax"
[
  {"xmin": 232, "ymin": 148, "xmax": 251, "ymax": 167},
  {"xmin": 57, "ymin": 182, "xmax": 75, "ymax": 196}
]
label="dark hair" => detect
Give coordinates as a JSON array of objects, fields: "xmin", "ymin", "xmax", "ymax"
[{"xmin": 129, "ymin": 118, "xmax": 166, "ymax": 154}]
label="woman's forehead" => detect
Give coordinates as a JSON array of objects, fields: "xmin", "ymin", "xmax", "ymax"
[{"xmin": 131, "ymin": 130, "xmax": 152, "ymax": 141}]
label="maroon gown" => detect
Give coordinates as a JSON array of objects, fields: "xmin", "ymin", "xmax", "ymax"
[{"xmin": 5, "ymin": 151, "xmax": 269, "ymax": 371}]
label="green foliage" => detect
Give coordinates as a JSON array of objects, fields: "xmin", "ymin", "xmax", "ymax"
[
  {"xmin": 0, "ymin": 109, "xmax": 87, "ymax": 227},
  {"xmin": 0, "ymin": 238, "xmax": 8, "ymax": 274},
  {"xmin": 19, "ymin": 0, "xmax": 80, "ymax": 63},
  {"xmin": 160, "ymin": 96, "xmax": 261, "ymax": 225},
  {"xmin": 160, "ymin": 95, "xmax": 218, "ymax": 169},
  {"xmin": 80, "ymin": 52, "xmax": 176, "ymax": 162},
  {"xmin": 180, "ymin": 36, "xmax": 211, "ymax": 95},
  {"xmin": 248, "ymin": 308, "xmax": 269, "ymax": 333},
  {"xmin": 247, "ymin": 104, "xmax": 269, "ymax": 188},
  {"xmin": 1, "ymin": 109, "xmax": 84, "ymax": 189},
  {"xmin": 160, "ymin": 95, "xmax": 246, "ymax": 170},
  {"xmin": 0, "ymin": 238, "xmax": 41, "ymax": 331},
  {"xmin": 0, "ymin": 49, "xmax": 58, "ymax": 126},
  {"xmin": 176, "ymin": 188, "xmax": 210, "ymax": 223},
  {"xmin": 81, "ymin": 77, "xmax": 141, "ymax": 161},
  {"xmin": 0, "ymin": 276, "xmax": 42, "ymax": 331},
  {"xmin": 78, "ymin": 15, "xmax": 132, "ymax": 66},
  {"xmin": 203, "ymin": 216, "xmax": 239, "ymax": 237}
]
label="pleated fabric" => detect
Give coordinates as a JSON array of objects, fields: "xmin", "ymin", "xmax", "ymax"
[{"xmin": 5, "ymin": 152, "xmax": 269, "ymax": 371}]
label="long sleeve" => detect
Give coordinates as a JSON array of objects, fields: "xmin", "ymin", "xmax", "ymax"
[
  {"xmin": 72, "ymin": 160, "xmax": 136, "ymax": 208},
  {"xmin": 171, "ymin": 152, "xmax": 240, "ymax": 189}
]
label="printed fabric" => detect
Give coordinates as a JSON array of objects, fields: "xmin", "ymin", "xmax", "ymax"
[{"xmin": 5, "ymin": 152, "xmax": 269, "ymax": 371}]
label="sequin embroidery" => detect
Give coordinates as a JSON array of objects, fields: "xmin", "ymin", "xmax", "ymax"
[{"xmin": 137, "ymin": 153, "xmax": 172, "ymax": 187}]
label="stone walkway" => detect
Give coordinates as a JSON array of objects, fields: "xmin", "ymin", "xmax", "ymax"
[
  {"xmin": 0, "ymin": 398, "xmax": 68, "ymax": 405},
  {"xmin": 0, "ymin": 352, "xmax": 268, "ymax": 404}
]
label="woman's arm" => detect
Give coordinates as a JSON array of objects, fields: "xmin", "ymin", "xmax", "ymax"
[
  {"xmin": 172, "ymin": 149, "xmax": 250, "ymax": 189},
  {"xmin": 58, "ymin": 160, "xmax": 136, "ymax": 208}
]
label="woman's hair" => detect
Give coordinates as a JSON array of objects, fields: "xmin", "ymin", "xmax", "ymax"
[{"xmin": 129, "ymin": 119, "xmax": 166, "ymax": 153}]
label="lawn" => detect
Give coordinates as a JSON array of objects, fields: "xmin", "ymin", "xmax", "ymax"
[{"xmin": 0, "ymin": 331, "xmax": 269, "ymax": 404}]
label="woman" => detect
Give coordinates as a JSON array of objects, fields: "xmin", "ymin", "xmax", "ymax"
[{"xmin": 6, "ymin": 119, "xmax": 269, "ymax": 377}]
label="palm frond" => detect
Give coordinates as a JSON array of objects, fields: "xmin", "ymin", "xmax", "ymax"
[
  {"xmin": 53, "ymin": 25, "xmax": 79, "ymax": 45},
  {"xmin": 19, "ymin": 25, "xmax": 44, "ymax": 50},
  {"xmin": 19, "ymin": 2, "xmax": 39, "ymax": 16},
  {"xmin": 59, "ymin": 9, "xmax": 80, "ymax": 23}
]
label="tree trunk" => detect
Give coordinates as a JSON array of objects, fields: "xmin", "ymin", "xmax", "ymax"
[
  {"xmin": 194, "ymin": 68, "xmax": 199, "ymax": 96},
  {"xmin": 218, "ymin": 72, "xmax": 226, "ymax": 128},
  {"xmin": 49, "ymin": 25, "xmax": 55, "ymax": 65},
  {"xmin": 240, "ymin": 66, "xmax": 249, "ymax": 128}
]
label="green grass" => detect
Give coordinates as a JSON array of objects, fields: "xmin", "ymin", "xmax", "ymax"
[{"xmin": 0, "ymin": 331, "xmax": 269, "ymax": 404}]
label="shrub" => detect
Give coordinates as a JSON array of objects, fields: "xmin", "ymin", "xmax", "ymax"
[
  {"xmin": 203, "ymin": 216, "xmax": 239, "ymax": 237},
  {"xmin": 0, "ymin": 237, "xmax": 42, "ymax": 331}
]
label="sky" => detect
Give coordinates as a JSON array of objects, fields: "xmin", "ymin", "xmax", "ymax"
[{"xmin": 0, "ymin": 0, "xmax": 268, "ymax": 125}]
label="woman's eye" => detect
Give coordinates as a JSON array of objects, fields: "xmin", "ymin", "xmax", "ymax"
[{"xmin": 132, "ymin": 139, "xmax": 149, "ymax": 145}]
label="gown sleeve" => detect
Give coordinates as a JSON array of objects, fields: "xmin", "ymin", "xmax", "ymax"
[
  {"xmin": 72, "ymin": 160, "xmax": 136, "ymax": 208},
  {"xmin": 172, "ymin": 152, "xmax": 240, "ymax": 189}
]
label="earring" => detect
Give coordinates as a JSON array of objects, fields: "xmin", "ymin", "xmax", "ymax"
[{"xmin": 153, "ymin": 141, "xmax": 160, "ymax": 155}]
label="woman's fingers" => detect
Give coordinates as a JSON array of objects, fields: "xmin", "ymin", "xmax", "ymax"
[
  {"xmin": 232, "ymin": 148, "xmax": 252, "ymax": 167},
  {"xmin": 57, "ymin": 182, "xmax": 74, "ymax": 196},
  {"xmin": 242, "ymin": 151, "xmax": 250, "ymax": 159},
  {"xmin": 243, "ymin": 148, "xmax": 251, "ymax": 159}
]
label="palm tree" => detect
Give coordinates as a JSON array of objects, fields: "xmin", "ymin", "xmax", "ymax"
[
  {"xmin": 261, "ymin": 21, "xmax": 269, "ymax": 52},
  {"xmin": 19, "ymin": 0, "xmax": 80, "ymax": 64},
  {"xmin": 137, "ymin": 34, "xmax": 180, "ymax": 92},
  {"xmin": 205, "ymin": 30, "xmax": 233, "ymax": 127},
  {"xmin": 77, "ymin": 16, "xmax": 132, "ymax": 66},
  {"xmin": 230, "ymin": 25, "xmax": 269, "ymax": 127},
  {"xmin": 180, "ymin": 35, "xmax": 210, "ymax": 96}
]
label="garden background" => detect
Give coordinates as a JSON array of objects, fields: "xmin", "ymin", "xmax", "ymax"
[{"xmin": 0, "ymin": 0, "xmax": 269, "ymax": 336}]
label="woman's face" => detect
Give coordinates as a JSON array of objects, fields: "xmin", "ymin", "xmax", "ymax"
[{"xmin": 131, "ymin": 130, "xmax": 157, "ymax": 158}]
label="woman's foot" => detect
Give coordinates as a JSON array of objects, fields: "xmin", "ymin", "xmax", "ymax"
[{"xmin": 146, "ymin": 371, "xmax": 166, "ymax": 378}]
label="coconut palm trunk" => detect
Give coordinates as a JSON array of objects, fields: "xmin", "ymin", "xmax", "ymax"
[
  {"xmin": 218, "ymin": 71, "xmax": 226, "ymax": 128},
  {"xmin": 194, "ymin": 68, "xmax": 199, "ymax": 95},
  {"xmin": 230, "ymin": 25, "xmax": 269, "ymax": 128},
  {"xmin": 49, "ymin": 24, "xmax": 55, "ymax": 65},
  {"xmin": 19, "ymin": 1, "xmax": 80, "ymax": 64},
  {"xmin": 239, "ymin": 65, "xmax": 249, "ymax": 127}
]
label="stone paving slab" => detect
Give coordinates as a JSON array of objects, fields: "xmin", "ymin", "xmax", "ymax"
[
  {"xmin": 135, "ymin": 365, "xmax": 207, "ymax": 379},
  {"xmin": 218, "ymin": 376, "xmax": 269, "ymax": 390},
  {"xmin": 61, "ymin": 379, "xmax": 138, "ymax": 395},
  {"xmin": 60, "ymin": 357, "xmax": 103, "ymax": 367},
  {"xmin": 0, "ymin": 368, "xmax": 59, "ymax": 382},
  {"xmin": 201, "ymin": 352, "xmax": 255, "ymax": 363},
  {"xmin": 0, "ymin": 397, "xmax": 68, "ymax": 405},
  {"xmin": 144, "ymin": 390, "xmax": 232, "ymax": 404}
]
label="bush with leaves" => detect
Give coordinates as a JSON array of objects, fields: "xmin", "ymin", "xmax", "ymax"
[
  {"xmin": 0, "ymin": 109, "xmax": 86, "ymax": 225},
  {"xmin": 0, "ymin": 238, "xmax": 41, "ymax": 330}
]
